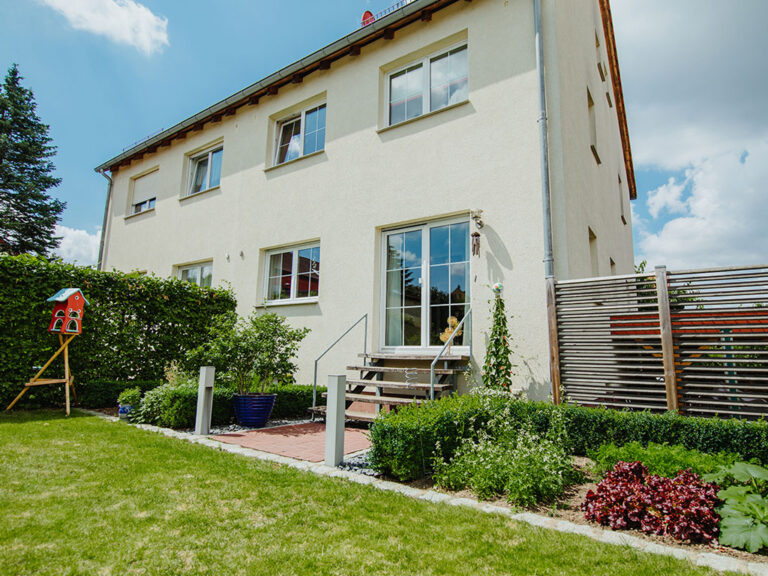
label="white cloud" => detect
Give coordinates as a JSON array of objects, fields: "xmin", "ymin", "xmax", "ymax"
[
  {"xmin": 612, "ymin": 1, "xmax": 768, "ymax": 170},
  {"xmin": 54, "ymin": 225, "xmax": 101, "ymax": 266},
  {"xmin": 646, "ymin": 175, "xmax": 689, "ymax": 219},
  {"xmin": 40, "ymin": 0, "xmax": 168, "ymax": 56},
  {"xmin": 636, "ymin": 142, "xmax": 768, "ymax": 269}
]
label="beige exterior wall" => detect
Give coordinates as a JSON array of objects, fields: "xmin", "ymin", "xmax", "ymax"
[
  {"xmin": 101, "ymin": 0, "xmax": 633, "ymax": 397},
  {"xmin": 544, "ymin": 0, "xmax": 634, "ymax": 280}
]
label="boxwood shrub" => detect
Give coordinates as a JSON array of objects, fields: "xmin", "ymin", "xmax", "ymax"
[
  {"xmin": 132, "ymin": 383, "xmax": 236, "ymax": 429},
  {"xmin": 368, "ymin": 394, "xmax": 768, "ymax": 481},
  {"xmin": 267, "ymin": 384, "xmax": 326, "ymax": 419}
]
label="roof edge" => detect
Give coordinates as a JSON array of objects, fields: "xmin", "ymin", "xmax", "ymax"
[{"xmin": 599, "ymin": 0, "xmax": 636, "ymax": 200}]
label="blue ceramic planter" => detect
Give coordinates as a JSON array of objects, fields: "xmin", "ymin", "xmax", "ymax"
[
  {"xmin": 233, "ymin": 394, "xmax": 276, "ymax": 427},
  {"xmin": 118, "ymin": 404, "xmax": 133, "ymax": 420}
]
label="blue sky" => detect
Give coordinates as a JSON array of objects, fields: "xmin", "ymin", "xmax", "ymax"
[{"xmin": 2, "ymin": 0, "xmax": 767, "ymax": 268}]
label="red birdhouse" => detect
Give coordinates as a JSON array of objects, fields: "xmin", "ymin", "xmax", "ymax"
[{"xmin": 47, "ymin": 288, "xmax": 89, "ymax": 335}]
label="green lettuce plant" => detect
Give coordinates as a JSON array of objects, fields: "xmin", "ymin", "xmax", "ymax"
[{"xmin": 706, "ymin": 462, "xmax": 768, "ymax": 553}]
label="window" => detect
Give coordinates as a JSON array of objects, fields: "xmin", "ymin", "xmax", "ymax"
[
  {"xmin": 618, "ymin": 174, "xmax": 627, "ymax": 225},
  {"xmin": 595, "ymin": 31, "xmax": 607, "ymax": 82},
  {"xmin": 587, "ymin": 88, "xmax": 601, "ymax": 164},
  {"xmin": 187, "ymin": 147, "xmax": 223, "ymax": 196},
  {"xmin": 388, "ymin": 44, "xmax": 468, "ymax": 126},
  {"xmin": 130, "ymin": 170, "xmax": 158, "ymax": 215},
  {"xmin": 589, "ymin": 227, "xmax": 599, "ymax": 277},
  {"xmin": 178, "ymin": 262, "xmax": 213, "ymax": 288},
  {"xmin": 274, "ymin": 104, "xmax": 326, "ymax": 166},
  {"xmin": 265, "ymin": 244, "xmax": 320, "ymax": 303}
]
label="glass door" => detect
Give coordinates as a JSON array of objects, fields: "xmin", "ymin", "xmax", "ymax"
[{"xmin": 383, "ymin": 219, "xmax": 469, "ymax": 349}]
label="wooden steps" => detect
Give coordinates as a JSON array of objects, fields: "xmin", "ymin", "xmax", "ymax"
[
  {"xmin": 358, "ymin": 352, "xmax": 469, "ymax": 362},
  {"xmin": 345, "ymin": 379, "xmax": 451, "ymax": 392},
  {"xmin": 346, "ymin": 365, "xmax": 458, "ymax": 375},
  {"xmin": 309, "ymin": 405, "xmax": 376, "ymax": 423},
  {"xmin": 322, "ymin": 392, "xmax": 422, "ymax": 406}
]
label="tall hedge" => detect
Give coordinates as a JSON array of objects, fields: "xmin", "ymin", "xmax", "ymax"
[{"xmin": 0, "ymin": 254, "xmax": 236, "ymax": 406}]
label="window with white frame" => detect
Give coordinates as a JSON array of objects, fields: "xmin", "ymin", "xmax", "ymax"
[
  {"xmin": 178, "ymin": 261, "xmax": 213, "ymax": 288},
  {"xmin": 130, "ymin": 169, "xmax": 158, "ymax": 215},
  {"xmin": 388, "ymin": 44, "xmax": 468, "ymax": 126},
  {"xmin": 274, "ymin": 104, "xmax": 326, "ymax": 166},
  {"xmin": 187, "ymin": 146, "xmax": 223, "ymax": 196},
  {"xmin": 265, "ymin": 244, "xmax": 320, "ymax": 303}
]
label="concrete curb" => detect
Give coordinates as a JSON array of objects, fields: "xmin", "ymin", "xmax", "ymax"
[{"xmin": 77, "ymin": 409, "xmax": 768, "ymax": 576}]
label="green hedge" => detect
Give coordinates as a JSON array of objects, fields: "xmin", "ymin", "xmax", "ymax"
[
  {"xmin": 268, "ymin": 384, "xmax": 326, "ymax": 419},
  {"xmin": 133, "ymin": 383, "xmax": 235, "ymax": 429},
  {"xmin": 368, "ymin": 394, "xmax": 768, "ymax": 481},
  {"xmin": 0, "ymin": 254, "xmax": 236, "ymax": 408},
  {"xmin": 78, "ymin": 380, "xmax": 163, "ymax": 409}
]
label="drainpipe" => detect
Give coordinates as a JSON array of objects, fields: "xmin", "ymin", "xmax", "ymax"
[
  {"xmin": 96, "ymin": 169, "xmax": 112, "ymax": 271},
  {"xmin": 534, "ymin": 0, "xmax": 554, "ymax": 279}
]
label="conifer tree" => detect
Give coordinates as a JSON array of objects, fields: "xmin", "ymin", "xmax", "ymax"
[
  {"xmin": 482, "ymin": 286, "xmax": 514, "ymax": 390},
  {"xmin": 0, "ymin": 64, "xmax": 64, "ymax": 255}
]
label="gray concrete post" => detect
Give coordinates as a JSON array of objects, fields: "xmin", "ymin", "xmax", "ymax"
[
  {"xmin": 195, "ymin": 366, "xmax": 215, "ymax": 435},
  {"xmin": 324, "ymin": 374, "xmax": 346, "ymax": 467}
]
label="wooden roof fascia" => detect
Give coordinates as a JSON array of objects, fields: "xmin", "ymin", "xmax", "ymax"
[{"xmin": 599, "ymin": 0, "xmax": 636, "ymax": 200}]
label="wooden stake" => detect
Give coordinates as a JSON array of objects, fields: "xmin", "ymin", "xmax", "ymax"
[
  {"xmin": 546, "ymin": 277, "xmax": 562, "ymax": 405},
  {"xmin": 655, "ymin": 266, "xmax": 679, "ymax": 412},
  {"xmin": 64, "ymin": 334, "xmax": 70, "ymax": 416}
]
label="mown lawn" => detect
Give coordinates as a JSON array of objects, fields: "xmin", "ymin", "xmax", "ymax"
[{"xmin": 0, "ymin": 411, "xmax": 723, "ymax": 576}]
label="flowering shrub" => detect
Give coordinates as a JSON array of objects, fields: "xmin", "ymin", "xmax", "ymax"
[
  {"xmin": 433, "ymin": 408, "xmax": 581, "ymax": 506},
  {"xmin": 582, "ymin": 461, "xmax": 720, "ymax": 544}
]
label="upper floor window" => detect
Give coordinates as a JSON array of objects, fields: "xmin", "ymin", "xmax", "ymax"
[
  {"xmin": 179, "ymin": 261, "xmax": 212, "ymax": 288},
  {"xmin": 274, "ymin": 104, "xmax": 326, "ymax": 166},
  {"xmin": 187, "ymin": 146, "xmax": 223, "ymax": 197},
  {"xmin": 388, "ymin": 44, "xmax": 468, "ymax": 126},
  {"xmin": 265, "ymin": 244, "xmax": 320, "ymax": 303},
  {"xmin": 130, "ymin": 169, "xmax": 158, "ymax": 215}
]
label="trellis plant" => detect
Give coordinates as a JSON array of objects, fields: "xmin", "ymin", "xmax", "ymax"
[{"xmin": 482, "ymin": 284, "xmax": 514, "ymax": 390}]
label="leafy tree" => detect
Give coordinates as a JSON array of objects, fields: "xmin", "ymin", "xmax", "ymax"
[
  {"xmin": 0, "ymin": 64, "xmax": 64, "ymax": 256},
  {"xmin": 482, "ymin": 288, "xmax": 514, "ymax": 390}
]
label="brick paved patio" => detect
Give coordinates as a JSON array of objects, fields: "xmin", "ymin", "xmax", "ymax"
[{"xmin": 212, "ymin": 422, "xmax": 370, "ymax": 462}]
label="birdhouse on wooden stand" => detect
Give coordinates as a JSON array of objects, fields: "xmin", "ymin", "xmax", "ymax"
[
  {"xmin": 47, "ymin": 288, "xmax": 89, "ymax": 334},
  {"xmin": 5, "ymin": 288, "xmax": 89, "ymax": 416}
]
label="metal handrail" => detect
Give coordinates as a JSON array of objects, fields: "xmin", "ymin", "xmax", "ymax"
[
  {"xmin": 430, "ymin": 307, "xmax": 472, "ymax": 400},
  {"xmin": 312, "ymin": 314, "xmax": 368, "ymax": 414}
]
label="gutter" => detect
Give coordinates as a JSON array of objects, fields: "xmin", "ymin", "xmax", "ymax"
[
  {"xmin": 96, "ymin": 169, "xmax": 112, "ymax": 271},
  {"xmin": 94, "ymin": 0, "xmax": 463, "ymax": 173},
  {"xmin": 533, "ymin": 0, "xmax": 554, "ymax": 279}
]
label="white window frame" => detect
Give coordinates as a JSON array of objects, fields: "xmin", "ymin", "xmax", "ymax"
[
  {"xmin": 177, "ymin": 261, "xmax": 213, "ymax": 288},
  {"xmin": 273, "ymin": 104, "xmax": 326, "ymax": 167},
  {"xmin": 186, "ymin": 146, "xmax": 223, "ymax": 198},
  {"xmin": 385, "ymin": 42, "xmax": 469, "ymax": 127},
  {"xmin": 131, "ymin": 197, "xmax": 155, "ymax": 215},
  {"xmin": 264, "ymin": 243, "xmax": 320, "ymax": 305}
]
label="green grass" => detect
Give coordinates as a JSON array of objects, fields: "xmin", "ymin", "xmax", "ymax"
[{"xmin": 0, "ymin": 411, "xmax": 722, "ymax": 576}]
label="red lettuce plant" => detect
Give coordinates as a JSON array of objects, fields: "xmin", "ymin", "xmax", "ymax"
[{"xmin": 582, "ymin": 461, "xmax": 720, "ymax": 544}]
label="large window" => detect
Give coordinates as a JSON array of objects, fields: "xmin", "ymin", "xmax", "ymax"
[
  {"xmin": 388, "ymin": 44, "xmax": 468, "ymax": 126},
  {"xmin": 187, "ymin": 146, "xmax": 223, "ymax": 196},
  {"xmin": 130, "ymin": 169, "xmax": 158, "ymax": 215},
  {"xmin": 274, "ymin": 104, "xmax": 326, "ymax": 166},
  {"xmin": 265, "ymin": 244, "xmax": 320, "ymax": 303},
  {"xmin": 178, "ymin": 262, "xmax": 213, "ymax": 288}
]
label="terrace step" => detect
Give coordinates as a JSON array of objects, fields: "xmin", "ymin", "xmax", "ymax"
[
  {"xmin": 321, "ymin": 392, "xmax": 423, "ymax": 406},
  {"xmin": 346, "ymin": 364, "xmax": 460, "ymax": 375},
  {"xmin": 345, "ymin": 379, "xmax": 452, "ymax": 392},
  {"xmin": 308, "ymin": 405, "xmax": 376, "ymax": 423},
  {"xmin": 358, "ymin": 352, "xmax": 469, "ymax": 362}
]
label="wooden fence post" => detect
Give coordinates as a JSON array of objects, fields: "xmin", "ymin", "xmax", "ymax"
[
  {"xmin": 655, "ymin": 266, "xmax": 679, "ymax": 412},
  {"xmin": 546, "ymin": 277, "xmax": 562, "ymax": 405}
]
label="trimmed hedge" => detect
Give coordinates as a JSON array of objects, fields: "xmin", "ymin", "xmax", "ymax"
[
  {"xmin": 368, "ymin": 394, "xmax": 768, "ymax": 481},
  {"xmin": 0, "ymin": 254, "xmax": 236, "ymax": 408},
  {"xmin": 268, "ymin": 384, "xmax": 326, "ymax": 419},
  {"xmin": 78, "ymin": 380, "xmax": 163, "ymax": 409},
  {"xmin": 133, "ymin": 383, "xmax": 235, "ymax": 429}
]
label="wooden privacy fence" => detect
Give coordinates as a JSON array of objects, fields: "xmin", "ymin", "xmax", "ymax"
[{"xmin": 547, "ymin": 264, "xmax": 768, "ymax": 419}]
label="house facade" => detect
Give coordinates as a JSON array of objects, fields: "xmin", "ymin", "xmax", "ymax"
[{"xmin": 96, "ymin": 0, "xmax": 635, "ymax": 400}]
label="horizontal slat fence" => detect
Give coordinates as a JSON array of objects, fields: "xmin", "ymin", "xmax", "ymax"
[{"xmin": 549, "ymin": 265, "xmax": 768, "ymax": 420}]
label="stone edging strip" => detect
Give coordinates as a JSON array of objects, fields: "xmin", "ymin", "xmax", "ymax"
[{"xmin": 78, "ymin": 410, "xmax": 768, "ymax": 576}]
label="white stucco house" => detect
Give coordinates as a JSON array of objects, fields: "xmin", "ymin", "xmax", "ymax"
[{"xmin": 95, "ymin": 0, "xmax": 635, "ymax": 417}]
